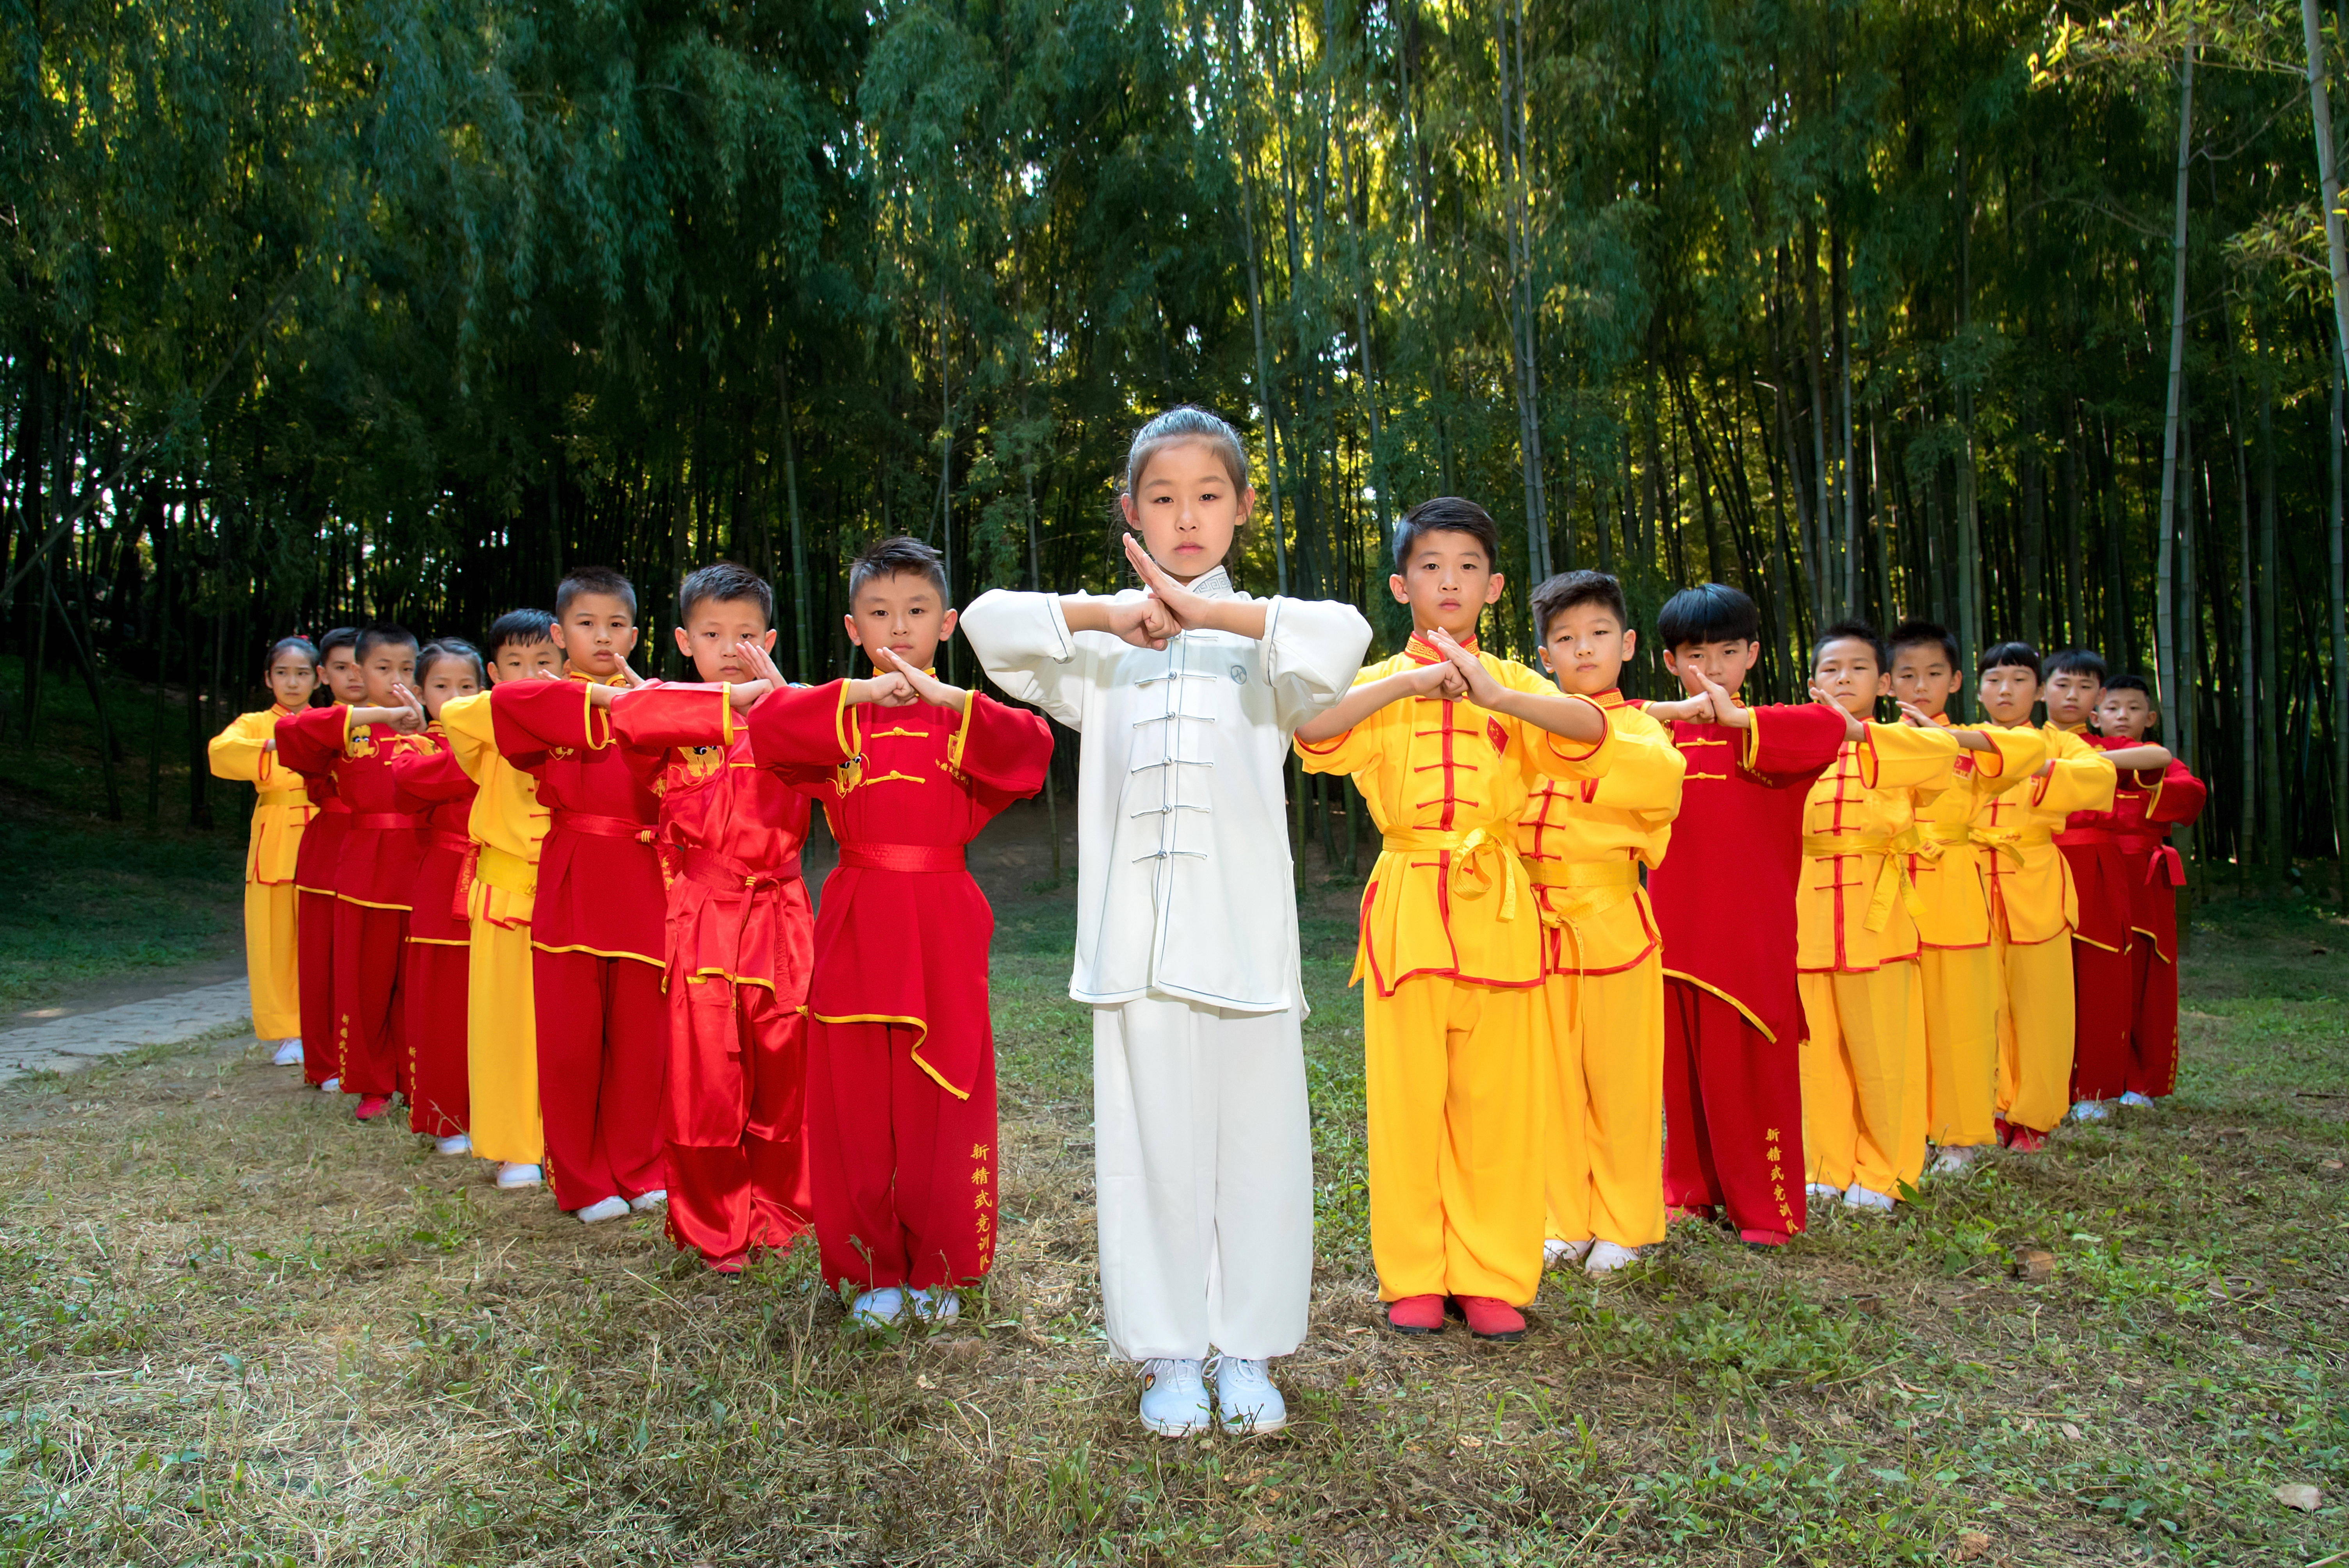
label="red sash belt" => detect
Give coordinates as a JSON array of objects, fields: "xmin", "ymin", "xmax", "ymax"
[
  {"xmin": 2116, "ymin": 832, "xmax": 2187, "ymax": 887},
  {"xmin": 430, "ymin": 830, "xmax": 472, "ymax": 855},
  {"xmin": 681, "ymin": 848, "xmax": 803, "ymax": 893},
  {"xmin": 2052, "ymin": 829, "xmax": 2116, "ymax": 848},
  {"xmin": 351, "ymin": 813, "xmax": 420, "ymax": 831},
  {"xmin": 839, "ymin": 842, "xmax": 966, "ymax": 874},
  {"xmin": 558, "ymin": 811, "xmax": 657, "ymax": 843}
]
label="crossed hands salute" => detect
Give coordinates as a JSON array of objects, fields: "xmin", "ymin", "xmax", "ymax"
[
  {"xmin": 1647, "ymin": 670, "xmax": 1752, "ymax": 730},
  {"xmin": 845, "ymin": 644, "xmax": 968, "ymax": 712}
]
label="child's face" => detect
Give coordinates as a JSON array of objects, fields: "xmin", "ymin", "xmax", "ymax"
[
  {"xmin": 1889, "ymin": 642, "xmax": 1960, "ymax": 720},
  {"xmin": 2094, "ymin": 688, "xmax": 2155, "ymax": 741},
  {"xmin": 1661, "ymin": 639, "xmax": 1760, "ymax": 698},
  {"xmin": 1812, "ymin": 637, "xmax": 1888, "ymax": 720},
  {"xmin": 674, "ymin": 597, "xmax": 776, "ymax": 684},
  {"xmin": 551, "ymin": 593, "xmax": 640, "ymax": 678},
  {"xmin": 359, "ymin": 642, "xmax": 415, "ymax": 707},
  {"xmin": 2043, "ymin": 670, "xmax": 2101, "ymax": 727},
  {"xmin": 845, "ymin": 572, "xmax": 957, "ymax": 677},
  {"xmin": 1539, "ymin": 602, "xmax": 1634, "ymax": 697},
  {"xmin": 266, "ymin": 652, "xmax": 317, "ymax": 711},
  {"xmin": 322, "ymin": 647, "xmax": 367, "ymax": 705},
  {"xmin": 419, "ymin": 660, "xmax": 480, "ymax": 720},
  {"xmin": 488, "ymin": 636, "xmax": 561, "ymax": 685},
  {"xmin": 1977, "ymin": 663, "xmax": 2041, "ymax": 726},
  {"xmin": 1388, "ymin": 531, "xmax": 1502, "ymax": 640},
  {"xmin": 1120, "ymin": 440, "xmax": 1251, "ymax": 584}
]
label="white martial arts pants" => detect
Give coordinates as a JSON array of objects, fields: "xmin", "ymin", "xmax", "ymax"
[{"xmin": 1092, "ymin": 994, "xmax": 1313, "ymax": 1362}]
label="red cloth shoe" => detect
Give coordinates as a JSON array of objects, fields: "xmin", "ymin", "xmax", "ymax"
[
  {"xmin": 1452, "ymin": 1296, "xmax": 1527, "ymax": 1342},
  {"xmin": 353, "ymin": 1094, "xmax": 394, "ymax": 1122},
  {"xmin": 1382, "ymin": 1294, "xmax": 1445, "ymax": 1335},
  {"xmin": 1994, "ymin": 1115, "xmax": 2011, "ymax": 1145},
  {"xmin": 2004, "ymin": 1124, "xmax": 2048, "ymax": 1153},
  {"xmin": 1738, "ymin": 1228, "xmax": 1792, "ymax": 1247}
]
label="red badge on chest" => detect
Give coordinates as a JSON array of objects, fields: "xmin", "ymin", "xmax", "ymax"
[{"xmin": 1486, "ymin": 717, "xmax": 1509, "ymax": 756}]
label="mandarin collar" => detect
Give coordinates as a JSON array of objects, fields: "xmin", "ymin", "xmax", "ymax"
[{"xmin": 1183, "ymin": 566, "xmax": 1235, "ymax": 600}]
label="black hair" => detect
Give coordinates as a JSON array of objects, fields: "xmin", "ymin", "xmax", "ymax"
[
  {"xmin": 2103, "ymin": 673, "xmax": 2152, "ymax": 697},
  {"xmin": 354, "ymin": 622, "xmax": 417, "ymax": 662},
  {"xmin": 416, "ymin": 638, "xmax": 487, "ymax": 688},
  {"xmin": 1978, "ymin": 641, "xmax": 2042, "ymax": 678},
  {"xmin": 316, "ymin": 627, "xmax": 358, "ymax": 661},
  {"xmin": 1390, "ymin": 497, "xmax": 1501, "ymax": 572},
  {"xmin": 485, "ymin": 609, "xmax": 557, "ymax": 657},
  {"xmin": 1888, "ymin": 618, "xmax": 1960, "ymax": 669},
  {"xmin": 266, "ymin": 636, "xmax": 317, "ymax": 670},
  {"xmin": 677, "ymin": 561, "xmax": 774, "ymax": 627},
  {"xmin": 1125, "ymin": 405, "xmax": 1249, "ymax": 495},
  {"xmin": 2043, "ymin": 646, "xmax": 2107, "ymax": 683},
  {"xmin": 1529, "ymin": 570, "xmax": 1629, "ymax": 642},
  {"xmin": 555, "ymin": 566, "xmax": 638, "ymax": 621},
  {"xmin": 1813, "ymin": 618, "xmax": 1885, "ymax": 672},
  {"xmin": 848, "ymin": 535, "xmax": 949, "ymax": 603},
  {"xmin": 1655, "ymin": 583, "xmax": 1761, "ymax": 649}
]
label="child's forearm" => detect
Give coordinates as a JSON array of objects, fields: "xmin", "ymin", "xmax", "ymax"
[
  {"xmin": 1482, "ymin": 686, "xmax": 1606, "ymax": 743},
  {"xmin": 1941, "ymin": 726, "xmax": 1993, "ymax": 753},
  {"xmin": 1058, "ymin": 598, "xmax": 1117, "ymax": 636},
  {"xmin": 347, "ymin": 706, "xmax": 408, "ymax": 727},
  {"xmin": 1294, "ymin": 671, "xmax": 1417, "ymax": 743},
  {"xmin": 1182, "ymin": 597, "xmax": 1269, "ymax": 640},
  {"xmin": 2102, "ymin": 743, "xmax": 2171, "ymax": 771}
]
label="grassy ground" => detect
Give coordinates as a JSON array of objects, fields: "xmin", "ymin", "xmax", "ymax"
[{"xmin": 0, "ymin": 804, "xmax": 2342, "ymax": 1565}]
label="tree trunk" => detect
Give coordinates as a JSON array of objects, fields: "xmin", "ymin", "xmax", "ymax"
[
  {"xmin": 2309, "ymin": 0, "xmax": 2349, "ymax": 903},
  {"xmin": 2260, "ymin": 369, "xmax": 2287, "ymax": 878},
  {"xmin": 777, "ymin": 360, "xmax": 813, "ymax": 682},
  {"xmin": 2155, "ymin": 34, "xmax": 2197, "ymax": 725}
]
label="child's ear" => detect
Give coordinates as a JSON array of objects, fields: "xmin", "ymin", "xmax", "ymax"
[
  {"xmin": 673, "ymin": 626, "xmax": 693, "ymax": 659},
  {"xmin": 1875, "ymin": 670, "xmax": 1892, "ymax": 697},
  {"xmin": 939, "ymin": 607, "xmax": 960, "ymax": 641},
  {"xmin": 1481, "ymin": 573, "xmax": 1506, "ymax": 605},
  {"xmin": 841, "ymin": 613, "xmax": 863, "ymax": 650},
  {"xmin": 1388, "ymin": 573, "xmax": 1410, "ymax": 604},
  {"xmin": 1621, "ymin": 628, "xmax": 1638, "ymax": 661},
  {"xmin": 757, "ymin": 628, "xmax": 778, "ymax": 652},
  {"xmin": 1951, "ymin": 667, "xmax": 1965, "ymax": 693}
]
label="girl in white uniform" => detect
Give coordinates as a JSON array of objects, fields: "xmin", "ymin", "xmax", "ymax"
[{"xmin": 961, "ymin": 406, "xmax": 1370, "ymax": 1436}]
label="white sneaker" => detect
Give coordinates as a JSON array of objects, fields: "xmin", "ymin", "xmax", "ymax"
[
  {"xmin": 318, "ymin": 1077, "xmax": 340, "ymax": 1094},
  {"xmin": 1842, "ymin": 1183, "xmax": 1896, "ymax": 1213},
  {"xmin": 434, "ymin": 1134, "xmax": 472, "ymax": 1156},
  {"xmin": 575, "ymin": 1196, "xmax": 631, "ymax": 1224},
  {"xmin": 1806, "ymin": 1182, "xmax": 1842, "ymax": 1203},
  {"xmin": 1210, "ymin": 1356, "xmax": 1287, "ymax": 1434},
  {"xmin": 272, "ymin": 1038, "xmax": 304, "ymax": 1066},
  {"xmin": 909, "ymin": 1287, "xmax": 961, "ymax": 1324},
  {"xmin": 1928, "ymin": 1145, "xmax": 1980, "ymax": 1176},
  {"xmin": 848, "ymin": 1288, "xmax": 907, "ymax": 1328},
  {"xmin": 1544, "ymin": 1238, "xmax": 1593, "ymax": 1271},
  {"xmin": 1138, "ymin": 1358, "xmax": 1212, "ymax": 1437},
  {"xmin": 2069, "ymin": 1099, "xmax": 2109, "ymax": 1123},
  {"xmin": 494, "ymin": 1162, "xmax": 543, "ymax": 1190},
  {"xmin": 2119, "ymin": 1091, "xmax": 2155, "ymax": 1108},
  {"xmin": 1584, "ymin": 1241, "xmax": 1641, "ymax": 1275},
  {"xmin": 629, "ymin": 1189, "xmax": 667, "ymax": 1213}
]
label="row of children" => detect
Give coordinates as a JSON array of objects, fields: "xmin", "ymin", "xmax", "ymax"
[{"xmin": 208, "ymin": 404, "xmax": 2205, "ymax": 1441}]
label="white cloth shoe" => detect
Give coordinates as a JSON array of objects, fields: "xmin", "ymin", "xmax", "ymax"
[
  {"xmin": 848, "ymin": 1288, "xmax": 907, "ymax": 1329},
  {"xmin": 2119, "ymin": 1090, "xmax": 2155, "ymax": 1108},
  {"xmin": 575, "ymin": 1196, "xmax": 631, "ymax": 1224},
  {"xmin": 1842, "ymin": 1183, "xmax": 1895, "ymax": 1213},
  {"xmin": 1544, "ymin": 1238, "xmax": 1593, "ymax": 1271},
  {"xmin": 434, "ymin": 1134, "xmax": 472, "ymax": 1156},
  {"xmin": 1210, "ymin": 1356, "xmax": 1287, "ymax": 1434},
  {"xmin": 1805, "ymin": 1182, "xmax": 1842, "ymax": 1203},
  {"xmin": 1138, "ymin": 1358, "xmax": 1212, "ymax": 1437},
  {"xmin": 2069, "ymin": 1099, "xmax": 2108, "ymax": 1123},
  {"xmin": 494, "ymin": 1162, "xmax": 542, "ymax": 1189},
  {"xmin": 629, "ymin": 1189, "xmax": 667, "ymax": 1213},
  {"xmin": 1928, "ymin": 1145, "xmax": 1979, "ymax": 1176},
  {"xmin": 909, "ymin": 1287, "xmax": 961, "ymax": 1324},
  {"xmin": 1584, "ymin": 1241, "xmax": 1641, "ymax": 1275},
  {"xmin": 272, "ymin": 1038, "xmax": 304, "ymax": 1066},
  {"xmin": 317, "ymin": 1077, "xmax": 340, "ymax": 1094}
]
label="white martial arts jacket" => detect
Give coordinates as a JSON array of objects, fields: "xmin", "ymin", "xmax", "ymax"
[{"xmin": 961, "ymin": 569, "xmax": 1372, "ymax": 1014}]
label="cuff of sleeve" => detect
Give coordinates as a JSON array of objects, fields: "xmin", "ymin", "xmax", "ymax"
[
  {"xmin": 582, "ymin": 681, "xmax": 612, "ymax": 750},
  {"xmin": 946, "ymin": 688, "xmax": 982, "ymax": 772},
  {"xmin": 834, "ymin": 681, "xmax": 860, "ymax": 761},
  {"xmin": 720, "ymin": 685, "xmax": 736, "ymax": 749},
  {"xmin": 1043, "ymin": 594, "xmax": 1078, "ymax": 663},
  {"xmin": 1741, "ymin": 708, "xmax": 1763, "ymax": 771},
  {"xmin": 1973, "ymin": 732, "xmax": 2010, "ymax": 780},
  {"xmin": 338, "ymin": 704, "xmax": 358, "ymax": 755},
  {"xmin": 1542, "ymin": 696, "xmax": 1610, "ymax": 764},
  {"xmin": 1854, "ymin": 726, "xmax": 1880, "ymax": 789},
  {"xmin": 1295, "ymin": 729, "xmax": 1350, "ymax": 756}
]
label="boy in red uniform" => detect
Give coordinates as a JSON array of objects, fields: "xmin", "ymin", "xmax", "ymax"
[
  {"xmin": 2088, "ymin": 675, "xmax": 2206, "ymax": 1103},
  {"xmin": 741, "ymin": 537, "xmax": 1052, "ymax": 1327},
  {"xmin": 386, "ymin": 641, "xmax": 485, "ymax": 1153},
  {"xmin": 1640, "ymin": 584, "xmax": 1849, "ymax": 1245},
  {"xmin": 485, "ymin": 567, "xmax": 670, "ymax": 1224},
  {"xmin": 586, "ymin": 563, "xmax": 818, "ymax": 1274},
  {"xmin": 275, "ymin": 624, "xmax": 428, "ymax": 1121},
  {"xmin": 2042, "ymin": 648, "xmax": 2169, "ymax": 1120},
  {"xmin": 293, "ymin": 627, "xmax": 364, "ymax": 1092}
]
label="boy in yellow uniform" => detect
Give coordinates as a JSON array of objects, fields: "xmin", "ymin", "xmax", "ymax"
[
  {"xmin": 1297, "ymin": 499, "xmax": 1611, "ymax": 1342},
  {"xmin": 1972, "ymin": 643, "xmax": 2118, "ymax": 1151},
  {"xmin": 1793, "ymin": 622, "xmax": 1966, "ymax": 1214},
  {"xmin": 1512, "ymin": 572, "xmax": 1684, "ymax": 1278},
  {"xmin": 208, "ymin": 636, "xmax": 321, "ymax": 1060},
  {"xmin": 438, "ymin": 611, "xmax": 561, "ymax": 1191},
  {"xmin": 1886, "ymin": 621, "xmax": 2047, "ymax": 1174}
]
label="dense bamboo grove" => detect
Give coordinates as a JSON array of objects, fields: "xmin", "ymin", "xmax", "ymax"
[{"xmin": 1, "ymin": 0, "xmax": 2342, "ymax": 889}]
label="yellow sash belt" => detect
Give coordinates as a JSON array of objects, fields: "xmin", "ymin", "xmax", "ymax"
[
  {"xmin": 1525, "ymin": 858, "xmax": 1641, "ymax": 891},
  {"xmin": 1801, "ymin": 825, "xmax": 1925, "ymax": 932},
  {"xmin": 1383, "ymin": 826, "xmax": 1521, "ymax": 921},
  {"xmin": 1971, "ymin": 823, "xmax": 2052, "ymax": 870},
  {"xmin": 475, "ymin": 843, "xmax": 536, "ymax": 898}
]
